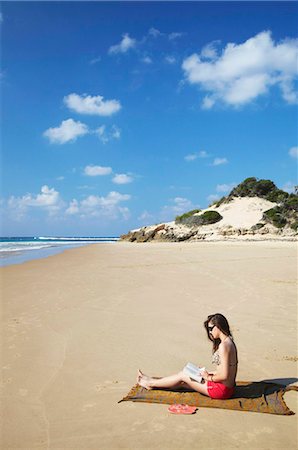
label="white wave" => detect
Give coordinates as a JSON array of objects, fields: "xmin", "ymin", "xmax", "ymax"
[
  {"xmin": 0, "ymin": 239, "xmax": 118, "ymax": 254},
  {"xmin": 37, "ymin": 236, "xmax": 119, "ymax": 241}
]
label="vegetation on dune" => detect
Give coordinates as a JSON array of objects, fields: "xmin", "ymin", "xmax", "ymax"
[
  {"xmin": 262, "ymin": 207, "xmax": 288, "ymax": 228},
  {"xmin": 210, "ymin": 177, "xmax": 292, "ymax": 205},
  {"xmin": 199, "ymin": 211, "xmax": 223, "ymax": 225},
  {"xmin": 175, "ymin": 209, "xmax": 201, "ymax": 224},
  {"xmin": 177, "ymin": 177, "xmax": 298, "ymax": 231},
  {"xmin": 262, "ymin": 194, "xmax": 298, "ymax": 229},
  {"xmin": 175, "ymin": 210, "xmax": 223, "ymax": 227}
]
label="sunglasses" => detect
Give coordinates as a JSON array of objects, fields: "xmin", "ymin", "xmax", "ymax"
[{"xmin": 208, "ymin": 325, "xmax": 216, "ymax": 332}]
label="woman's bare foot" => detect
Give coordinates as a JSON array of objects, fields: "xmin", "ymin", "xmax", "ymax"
[
  {"xmin": 137, "ymin": 369, "xmax": 150, "ymax": 383},
  {"xmin": 138, "ymin": 375, "xmax": 152, "ymax": 390}
]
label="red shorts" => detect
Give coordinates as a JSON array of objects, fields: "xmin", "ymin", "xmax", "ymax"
[{"xmin": 207, "ymin": 380, "xmax": 235, "ymax": 399}]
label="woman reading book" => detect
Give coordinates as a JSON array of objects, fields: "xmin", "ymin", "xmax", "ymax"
[{"xmin": 137, "ymin": 313, "xmax": 238, "ymax": 400}]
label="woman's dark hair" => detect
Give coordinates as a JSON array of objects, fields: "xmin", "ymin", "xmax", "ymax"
[{"xmin": 204, "ymin": 313, "xmax": 233, "ymax": 353}]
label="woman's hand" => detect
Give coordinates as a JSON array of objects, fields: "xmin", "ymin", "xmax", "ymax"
[{"xmin": 200, "ymin": 369, "xmax": 209, "ymax": 380}]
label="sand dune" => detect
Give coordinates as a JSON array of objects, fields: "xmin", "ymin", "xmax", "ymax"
[{"xmin": 123, "ymin": 197, "xmax": 297, "ymax": 242}]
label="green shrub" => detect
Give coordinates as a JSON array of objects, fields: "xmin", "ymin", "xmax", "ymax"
[
  {"xmin": 176, "ymin": 210, "xmax": 223, "ymax": 227},
  {"xmin": 263, "ymin": 207, "xmax": 287, "ymax": 228},
  {"xmin": 175, "ymin": 209, "xmax": 201, "ymax": 224},
  {"xmin": 254, "ymin": 179, "xmax": 277, "ymax": 197},
  {"xmin": 230, "ymin": 177, "xmax": 258, "ymax": 197},
  {"xmin": 290, "ymin": 222, "xmax": 298, "ymax": 231},
  {"xmin": 284, "ymin": 195, "xmax": 298, "ymax": 212},
  {"xmin": 180, "ymin": 215, "xmax": 207, "ymax": 227},
  {"xmin": 200, "ymin": 211, "xmax": 223, "ymax": 224},
  {"xmin": 230, "ymin": 177, "xmax": 278, "ymax": 199},
  {"xmin": 266, "ymin": 189, "xmax": 289, "ymax": 203}
]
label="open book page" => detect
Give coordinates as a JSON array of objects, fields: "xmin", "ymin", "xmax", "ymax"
[{"xmin": 182, "ymin": 362, "xmax": 206, "ymax": 383}]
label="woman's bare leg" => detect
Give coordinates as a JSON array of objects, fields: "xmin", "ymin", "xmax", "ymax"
[{"xmin": 138, "ymin": 370, "xmax": 210, "ymax": 396}]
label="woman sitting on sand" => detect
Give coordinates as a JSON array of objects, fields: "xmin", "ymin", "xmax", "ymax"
[{"xmin": 137, "ymin": 313, "xmax": 238, "ymax": 400}]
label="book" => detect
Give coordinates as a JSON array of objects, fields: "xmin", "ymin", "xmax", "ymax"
[{"xmin": 183, "ymin": 362, "xmax": 206, "ymax": 383}]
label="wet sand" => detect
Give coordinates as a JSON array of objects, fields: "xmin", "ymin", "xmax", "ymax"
[{"xmin": 1, "ymin": 241, "xmax": 297, "ymax": 449}]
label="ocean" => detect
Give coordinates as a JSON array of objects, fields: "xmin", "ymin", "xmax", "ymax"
[{"xmin": 0, "ymin": 236, "xmax": 119, "ymax": 267}]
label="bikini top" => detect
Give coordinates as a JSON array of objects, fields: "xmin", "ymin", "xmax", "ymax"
[
  {"xmin": 212, "ymin": 337, "xmax": 238, "ymax": 366},
  {"xmin": 212, "ymin": 350, "xmax": 221, "ymax": 365}
]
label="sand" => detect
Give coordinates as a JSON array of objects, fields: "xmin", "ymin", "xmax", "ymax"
[{"xmin": 1, "ymin": 241, "xmax": 297, "ymax": 449}]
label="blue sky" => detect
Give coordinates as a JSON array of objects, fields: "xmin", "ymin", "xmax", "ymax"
[{"xmin": 1, "ymin": 1, "xmax": 298, "ymax": 236}]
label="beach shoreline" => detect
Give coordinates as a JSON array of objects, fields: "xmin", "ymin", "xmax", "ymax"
[{"xmin": 1, "ymin": 242, "xmax": 297, "ymax": 449}]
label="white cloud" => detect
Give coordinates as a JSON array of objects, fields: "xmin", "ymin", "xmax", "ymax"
[
  {"xmin": 142, "ymin": 56, "xmax": 153, "ymax": 64},
  {"xmin": 199, "ymin": 151, "xmax": 210, "ymax": 158},
  {"xmin": 8, "ymin": 185, "xmax": 62, "ymax": 218},
  {"xmin": 95, "ymin": 125, "xmax": 108, "ymax": 144},
  {"xmin": 289, "ymin": 146, "xmax": 298, "ymax": 158},
  {"xmin": 168, "ymin": 32, "xmax": 184, "ymax": 41},
  {"xmin": 282, "ymin": 181, "xmax": 296, "ymax": 194},
  {"xmin": 173, "ymin": 197, "xmax": 193, "ymax": 212},
  {"xmin": 109, "ymin": 33, "xmax": 136, "ymax": 54},
  {"xmin": 29, "ymin": 185, "xmax": 60, "ymax": 207},
  {"xmin": 200, "ymin": 40, "xmax": 221, "ymax": 60},
  {"xmin": 207, "ymin": 183, "xmax": 236, "ymax": 204},
  {"xmin": 119, "ymin": 206, "xmax": 131, "ymax": 220},
  {"xmin": 212, "ymin": 158, "xmax": 228, "ymax": 166},
  {"xmin": 84, "ymin": 165, "xmax": 112, "ymax": 176},
  {"xmin": 202, "ymin": 96, "xmax": 216, "ymax": 110},
  {"xmin": 182, "ymin": 31, "xmax": 298, "ymax": 108},
  {"xmin": 94, "ymin": 124, "xmax": 121, "ymax": 144},
  {"xmin": 89, "ymin": 56, "xmax": 101, "ymax": 65},
  {"xmin": 216, "ymin": 183, "xmax": 236, "ymax": 193},
  {"xmin": 43, "ymin": 119, "xmax": 88, "ymax": 144},
  {"xmin": 56, "ymin": 176, "xmax": 65, "ymax": 181},
  {"xmin": 112, "ymin": 174, "xmax": 133, "ymax": 185},
  {"xmin": 66, "ymin": 191, "xmax": 131, "ymax": 220},
  {"xmin": 138, "ymin": 210, "xmax": 154, "ymax": 222},
  {"xmin": 184, "ymin": 153, "xmax": 198, "ymax": 162},
  {"xmin": 64, "ymin": 93, "xmax": 121, "ymax": 116},
  {"xmin": 165, "ymin": 55, "xmax": 176, "ymax": 64},
  {"xmin": 66, "ymin": 199, "xmax": 79, "ymax": 215},
  {"xmin": 148, "ymin": 27, "xmax": 162, "ymax": 38},
  {"xmin": 184, "ymin": 150, "xmax": 210, "ymax": 161},
  {"xmin": 111, "ymin": 125, "xmax": 121, "ymax": 140},
  {"xmin": 160, "ymin": 197, "xmax": 198, "ymax": 221}
]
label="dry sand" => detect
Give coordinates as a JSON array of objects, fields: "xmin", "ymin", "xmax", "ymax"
[{"xmin": 1, "ymin": 241, "xmax": 297, "ymax": 449}]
